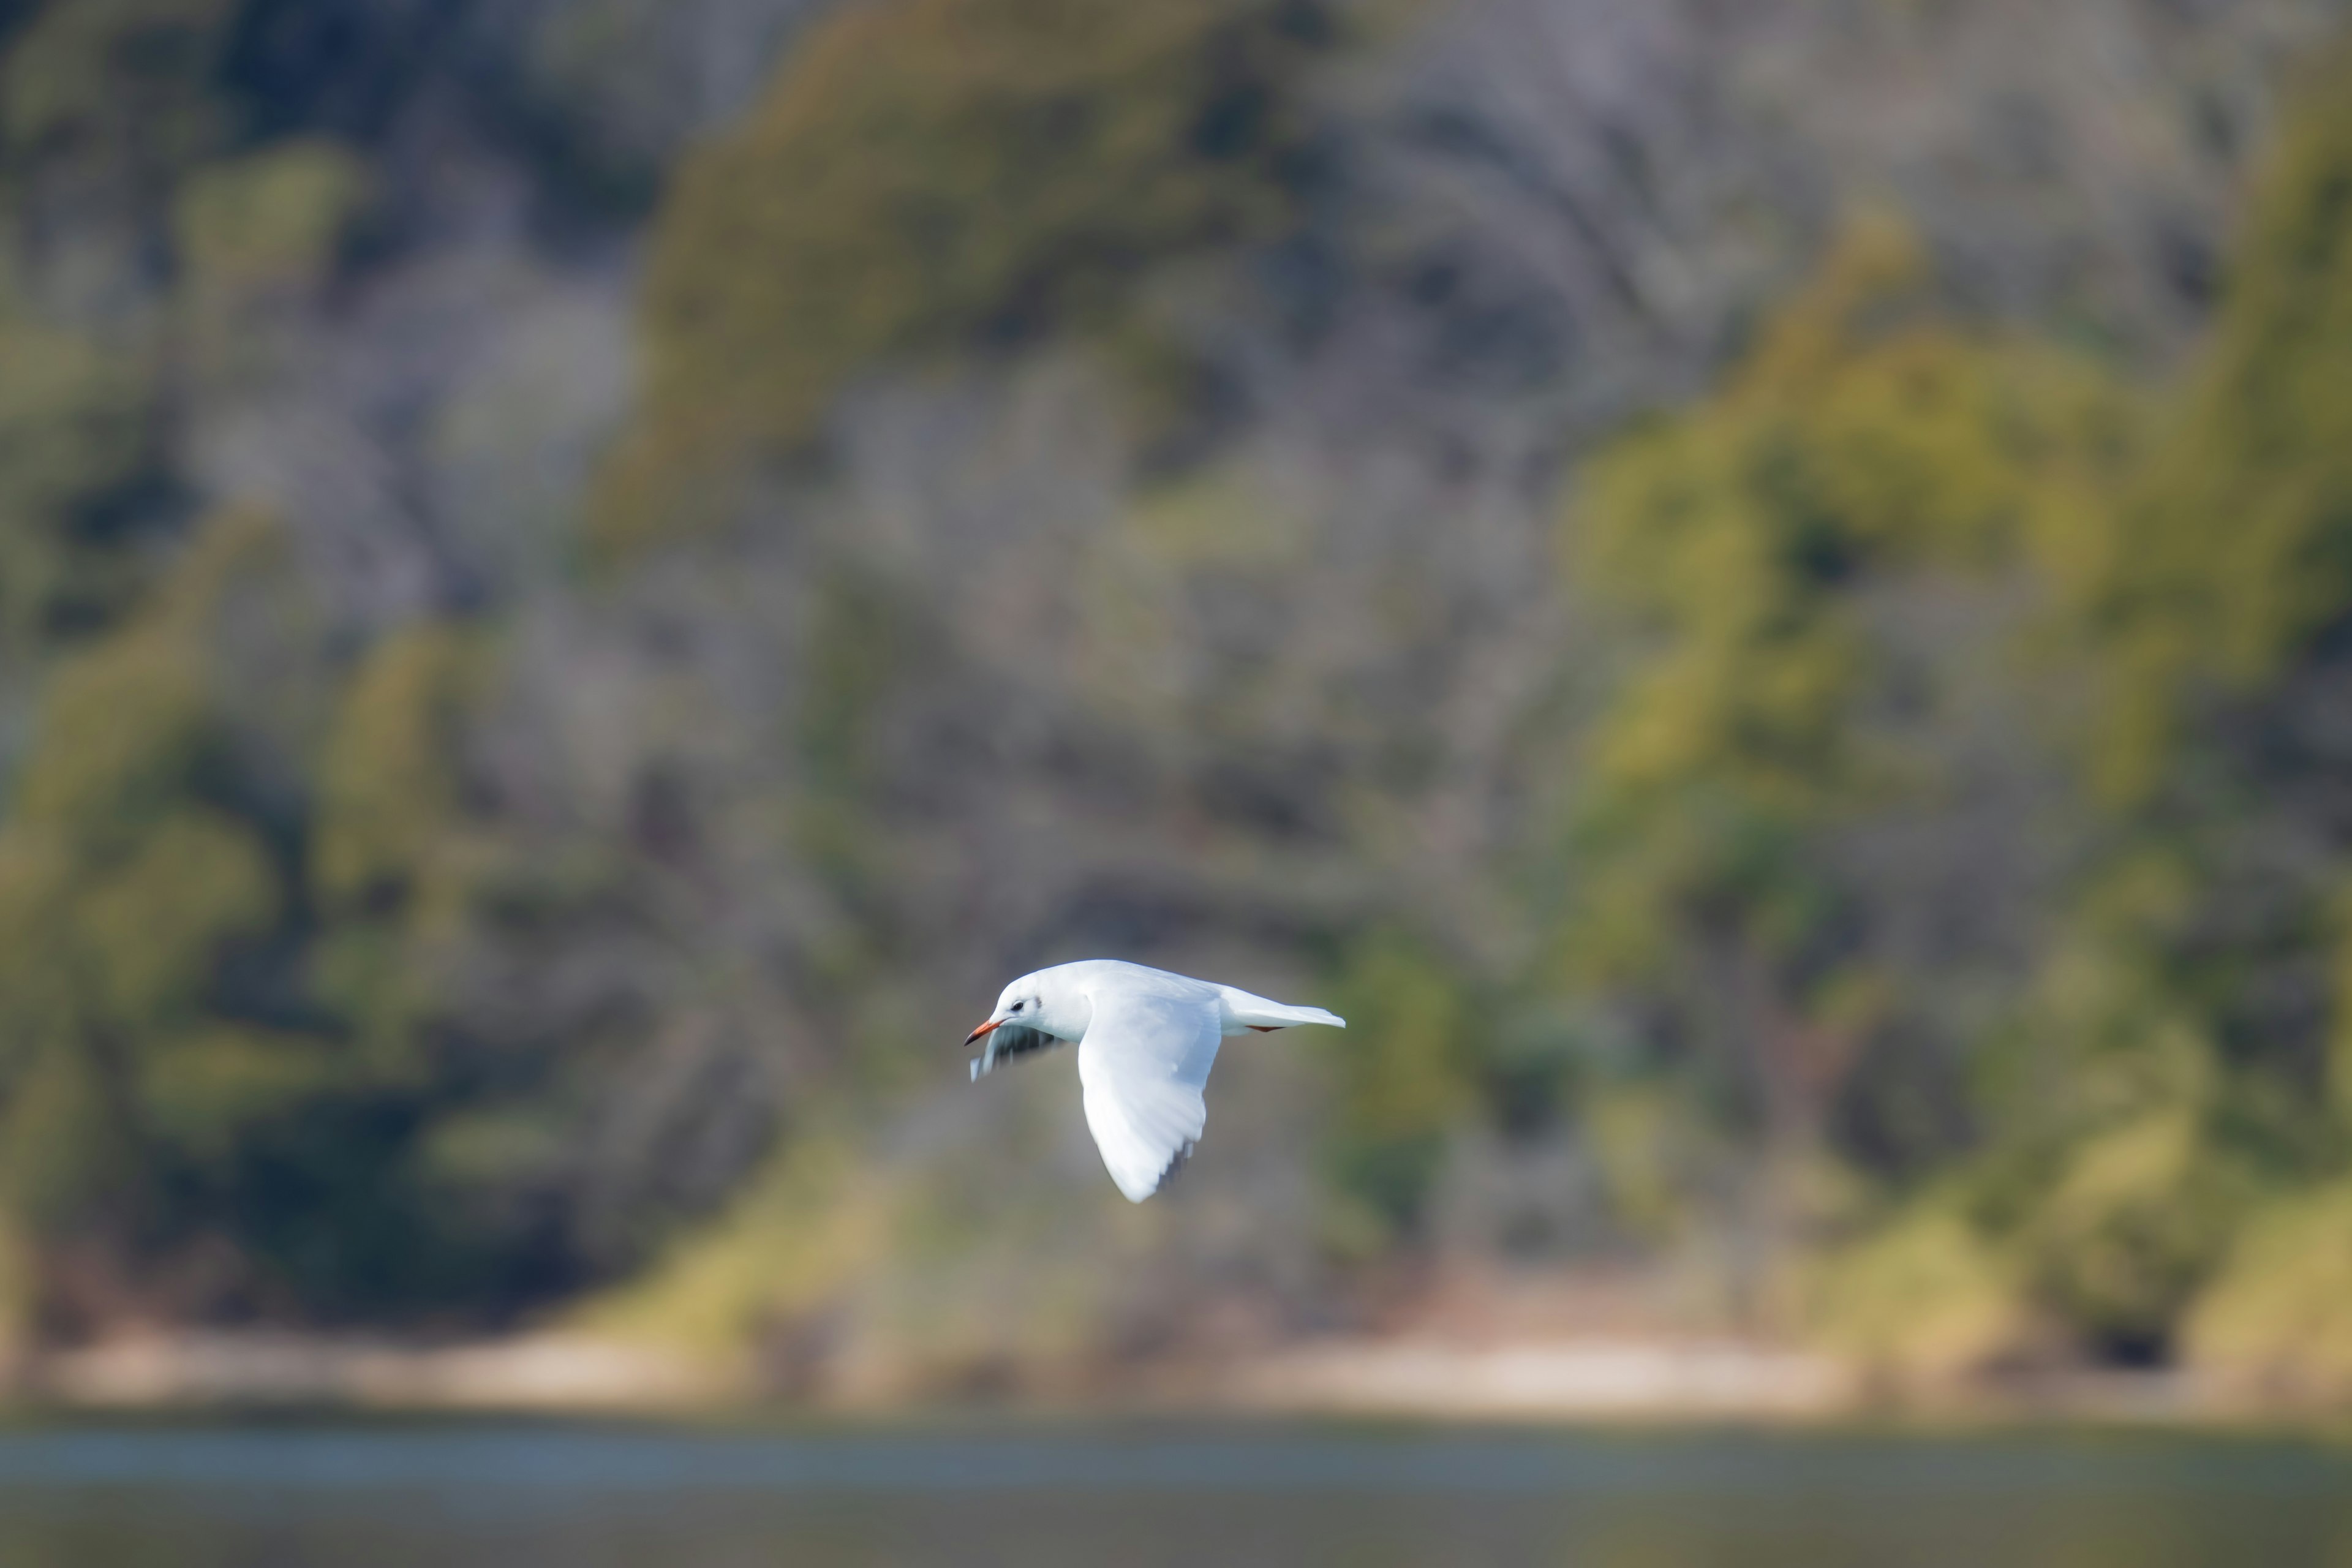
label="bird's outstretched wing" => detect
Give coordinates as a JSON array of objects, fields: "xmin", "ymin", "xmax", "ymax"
[
  {"xmin": 968, "ymin": 1021, "xmax": 1063, "ymax": 1080},
  {"xmin": 1077, "ymin": 987, "xmax": 1223, "ymax": 1202}
]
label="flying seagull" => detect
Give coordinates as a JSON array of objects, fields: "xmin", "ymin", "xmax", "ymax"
[{"xmin": 963, "ymin": 959, "xmax": 1346, "ymax": 1201}]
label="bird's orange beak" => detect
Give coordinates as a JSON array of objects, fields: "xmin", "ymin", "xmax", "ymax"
[{"xmin": 963, "ymin": 1019, "xmax": 1001, "ymax": 1047}]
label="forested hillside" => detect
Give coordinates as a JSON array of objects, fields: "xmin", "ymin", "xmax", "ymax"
[{"xmin": 0, "ymin": 0, "xmax": 2348, "ymax": 1402}]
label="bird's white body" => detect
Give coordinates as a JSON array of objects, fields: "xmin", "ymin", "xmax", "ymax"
[{"xmin": 964, "ymin": 959, "xmax": 1345, "ymax": 1201}]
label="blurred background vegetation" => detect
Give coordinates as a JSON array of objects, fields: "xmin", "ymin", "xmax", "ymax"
[{"xmin": 0, "ymin": 0, "xmax": 2350, "ymax": 1408}]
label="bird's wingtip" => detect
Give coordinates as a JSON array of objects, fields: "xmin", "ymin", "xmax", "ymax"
[
  {"xmin": 1112, "ymin": 1172, "xmax": 1158, "ymax": 1202},
  {"xmin": 1111, "ymin": 1140, "xmax": 1197, "ymax": 1202}
]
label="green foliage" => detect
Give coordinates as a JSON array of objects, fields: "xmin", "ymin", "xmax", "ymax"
[
  {"xmin": 2013, "ymin": 1109, "xmax": 2256, "ymax": 1351},
  {"xmin": 136, "ymin": 1027, "xmax": 333, "ymax": 1164},
  {"xmin": 580, "ymin": 1133, "xmax": 895, "ymax": 1356},
  {"xmin": 8, "ymin": 603, "xmax": 208, "ymax": 837},
  {"xmin": 0, "ymin": 0, "xmax": 237, "ymax": 167},
  {"xmin": 1561, "ymin": 216, "xmax": 2144, "ymax": 1171},
  {"xmin": 1807, "ymin": 1200, "xmax": 2032, "ymax": 1377},
  {"xmin": 302, "ymin": 621, "xmax": 498, "ymax": 1113},
  {"xmin": 2070, "ymin": 48, "xmax": 2352, "ymax": 804},
  {"xmin": 1580, "ymin": 1080, "xmax": 1713, "ymax": 1243},
  {"xmin": 173, "ymin": 138, "xmax": 367, "ymax": 382},
  {"xmin": 175, "ymin": 140, "xmax": 364, "ymax": 291},
  {"xmin": 0, "ymin": 512, "xmax": 309, "ymax": 1267},
  {"xmin": 594, "ymin": 0, "xmax": 1332, "ymax": 551},
  {"xmin": 2185, "ymin": 1180, "xmax": 2352, "ymax": 1398},
  {"xmin": 1318, "ymin": 930, "xmax": 1479, "ymax": 1245},
  {"xmin": 78, "ymin": 807, "xmax": 278, "ymax": 1023},
  {"xmin": 0, "ymin": 1, "xmax": 317, "ymax": 657},
  {"xmin": 1974, "ymin": 49, "xmax": 2352, "ymax": 1362},
  {"xmin": 0, "ymin": 513, "xmax": 519, "ymax": 1325},
  {"xmin": 0, "ymin": 307, "xmax": 157, "ymax": 645},
  {"xmin": 1562, "ymin": 57, "xmax": 2352, "ymax": 1370},
  {"xmin": 314, "ymin": 624, "xmax": 484, "ymax": 919},
  {"xmin": 1781, "ymin": 56, "xmax": 2352, "ymax": 1370},
  {"xmin": 1573, "ymin": 217, "xmax": 2137, "ymax": 939}
]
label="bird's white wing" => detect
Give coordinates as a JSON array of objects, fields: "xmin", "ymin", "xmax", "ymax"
[{"xmin": 1077, "ymin": 986, "xmax": 1223, "ymax": 1202}]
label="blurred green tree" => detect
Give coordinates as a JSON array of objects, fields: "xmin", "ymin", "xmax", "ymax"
[
  {"xmin": 0, "ymin": 513, "xmax": 336, "ymax": 1325},
  {"xmin": 1796, "ymin": 49, "xmax": 2352, "ymax": 1369},
  {"xmin": 594, "ymin": 0, "xmax": 1335, "ymax": 552},
  {"xmin": 1560, "ymin": 215, "xmax": 2144, "ymax": 1269}
]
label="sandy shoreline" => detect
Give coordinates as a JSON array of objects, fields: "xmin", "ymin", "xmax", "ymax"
[{"xmin": 3, "ymin": 1330, "xmax": 2309, "ymax": 1428}]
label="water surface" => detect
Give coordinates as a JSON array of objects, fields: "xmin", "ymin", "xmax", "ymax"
[{"xmin": 0, "ymin": 1419, "xmax": 2345, "ymax": 1567}]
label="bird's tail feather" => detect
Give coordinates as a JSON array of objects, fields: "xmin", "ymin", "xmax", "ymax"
[{"xmin": 1218, "ymin": 989, "xmax": 1346, "ymax": 1030}]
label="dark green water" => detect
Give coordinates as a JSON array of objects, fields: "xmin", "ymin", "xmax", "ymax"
[{"xmin": 0, "ymin": 1421, "xmax": 2345, "ymax": 1567}]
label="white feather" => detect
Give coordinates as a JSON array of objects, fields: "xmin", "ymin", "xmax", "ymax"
[{"xmin": 1077, "ymin": 987, "xmax": 1223, "ymax": 1202}]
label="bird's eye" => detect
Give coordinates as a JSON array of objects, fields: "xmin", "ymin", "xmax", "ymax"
[{"xmin": 1009, "ymin": 1001, "xmax": 1023, "ymax": 1013}]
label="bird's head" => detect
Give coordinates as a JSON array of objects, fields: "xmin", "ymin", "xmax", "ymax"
[{"xmin": 963, "ymin": 968, "xmax": 1082, "ymax": 1047}]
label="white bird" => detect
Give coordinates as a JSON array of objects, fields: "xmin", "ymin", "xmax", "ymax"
[{"xmin": 962, "ymin": 959, "xmax": 1346, "ymax": 1202}]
